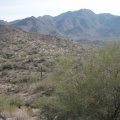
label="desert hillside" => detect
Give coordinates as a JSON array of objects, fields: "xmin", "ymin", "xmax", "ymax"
[
  {"xmin": 0, "ymin": 25, "xmax": 87, "ymax": 120},
  {"xmin": 0, "ymin": 24, "xmax": 120, "ymax": 120},
  {"xmin": 0, "ymin": 25, "xmax": 86, "ymax": 82}
]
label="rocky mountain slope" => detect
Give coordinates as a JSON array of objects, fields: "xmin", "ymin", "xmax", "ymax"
[
  {"xmin": 0, "ymin": 20, "xmax": 8, "ymax": 25},
  {"xmin": 0, "ymin": 25, "xmax": 87, "ymax": 119},
  {"xmin": 0, "ymin": 25, "xmax": 84, "ymax": 83},
  {"xmin": 3, "ymin": 9, "xmax": 120, "ymax": 40}
]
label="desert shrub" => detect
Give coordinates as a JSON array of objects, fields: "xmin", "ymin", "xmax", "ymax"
[
  {"xmin": 13, "ymin": 63, "xmax": 27, "ymax": 70},
  {"xmin": 1, "ymin": 63, "xmax": 13, "ymax": 70},
  {"xmin": 9, "ymin": 95, "xmax": 22, "ymax": 108},
  {"xmin": 19, "ymin": 76, "xmax": 39, "ymax": 83},
  {"xmin": 0, "ymin": 71, "xmax": 8, "ymax": 76},
  {"xmin": 32, "ymin": 96, "xmax": 59, "ymax": 120},
  {"xmin": 28, "ymin": 78, "xmax": 54, "ymax": 94},
  {"xmin": 0, "ymin": 94, "xmax": 22, "ymax": 112},
  {"xmin": 10, "ymin": 79, "xmax": 18, "ymax": 84},
  {"xmin": 2, "ymin": 53, "xmax": 13, "ymax": 59},
  {"xmin": 39, "ymin": 42, "xmax": 120, "ymax": 120}
]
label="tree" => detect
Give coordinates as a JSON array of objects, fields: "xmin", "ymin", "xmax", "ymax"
[{"xmin": 40, "ymin": 42, "xmax": 120, "ymax": 120}]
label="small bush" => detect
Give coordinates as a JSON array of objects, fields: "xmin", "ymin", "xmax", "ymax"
[
  {"xmin": 0, "ymin": 94, "xmax": 23, "ymax": 112},
  {"xmin": 19, "ymin": 76, "xmax": 38, "ymax": 83},
  {"xmin": 32, "ymin": 96, "xmax": 59, "ymax": 120},
  {"xmin": 1, "ymin": 63, "xmax": 13, "ymax": 70}
]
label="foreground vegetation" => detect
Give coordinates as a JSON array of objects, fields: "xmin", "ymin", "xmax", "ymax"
[
  {"xmin": 0, "ymin": 42, "xmax": 120, "ymax": 120},
  {"xmin": 35, "ymin": 42, "xmax": 120, "ymax": 120}
]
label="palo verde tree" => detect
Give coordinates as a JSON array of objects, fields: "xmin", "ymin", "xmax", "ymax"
[{"xmin": 39, "ymin": 42, "xmax": 120, "ymax": 120}]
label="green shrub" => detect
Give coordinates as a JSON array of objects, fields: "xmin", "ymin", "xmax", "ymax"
[
  {"xmin": 19, "ymin": 76, "xmax": 39, "ymax": 84},
  {"xmin": 33, "ymin": 96, "xmax": 60, "ymax": 120},
  {"xmin": 0, "ymin": 94, "xmax": 22, "ymax": 112},
  {"xmin": 39, "ymin": 42, "xmax": 120, "ymax": 120}
]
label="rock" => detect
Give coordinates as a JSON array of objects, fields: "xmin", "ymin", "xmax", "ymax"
[
  {"xmin": 54, "ymin": 116, "xmax": 58, "ymax": 120},
  {"xmin": 32, "ymin": 109, "xmax": 40, "ymax": 117},
  {"xmin": 6, "ymin": 118, "xmax": 16, "ymax": 120},
  {"xmin": 0, "ymin": 84, "xmax": 18, "ymax": 94}
]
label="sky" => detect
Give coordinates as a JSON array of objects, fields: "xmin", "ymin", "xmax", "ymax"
[{"xmin": 0, "ymin": 0, "xmax": 120, "ymax": 21}]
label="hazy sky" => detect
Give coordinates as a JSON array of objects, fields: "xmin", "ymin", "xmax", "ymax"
[{"xmin": 0, "ymin": 0, "xmax": 120, "ymax": 21}]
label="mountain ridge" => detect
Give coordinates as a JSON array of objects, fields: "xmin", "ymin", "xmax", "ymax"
[{"xmin": 1, "ymin": 9, "xmax": 120, "ymax": 40}]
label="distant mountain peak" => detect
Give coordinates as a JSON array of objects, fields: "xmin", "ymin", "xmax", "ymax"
[
  {"xmin": 24, "ymin": 16, "xmax": 37, "ymax": 21},
  {"xmin": 75, "ymin": 9, "xmax": 96, "ymax": 16},
  {"xmin": 1, "ymin": 9, "xmax": 120, "ymax": 41},
  {"xmin": 78, "ymin": 9, "xmax": 95, "ymax": 13},
  {"xmin": 0, "ymin": 20, "xmax": 8, "ymax": 25}
]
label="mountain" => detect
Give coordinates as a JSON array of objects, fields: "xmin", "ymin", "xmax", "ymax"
[
  {"xmin": 54, "ymin": 9, "xmax": 101, "ymax": 39},
  {"xmin": 2, "ymin": 9, "xmax": 120, "ymax": 40},
  {"xmin": 0, "ymin": 20, "xmax": 8, "ymax": 25},
  {"xmin": 9, "ymin": 16, "xmax": 58, "ymax": 35}
]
